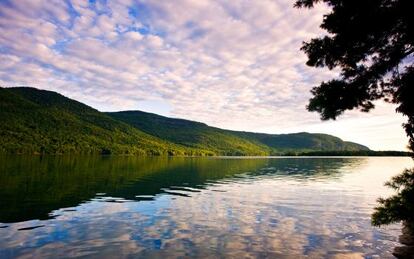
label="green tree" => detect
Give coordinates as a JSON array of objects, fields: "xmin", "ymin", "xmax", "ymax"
[
  {"xmin": 371, "ymin": 168, "xmax": 414, "ymax": 228},
  {"xmin": 295, "ymin": 0, "xmax": 413, "ymax": 247}
]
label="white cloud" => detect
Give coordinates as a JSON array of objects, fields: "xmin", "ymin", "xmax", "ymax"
[{"xmin": 0, "ymin": 0, "xmax": 409, "ymax": 150}]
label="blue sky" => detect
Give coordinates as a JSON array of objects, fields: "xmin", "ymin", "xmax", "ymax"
[{"xmin": 0, "ymin": 0, "xmax": 409, "ymax": 150}]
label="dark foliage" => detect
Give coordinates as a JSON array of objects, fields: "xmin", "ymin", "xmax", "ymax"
[
  {"xmin": 298, "ymin": 150, "xmax": 413, "ymax": 157},
  {"xmin": 372, "ymin": 168, "xmax": 414, "ymax": 229},
  {"xmin": 295, "ymin": 0, "xmax": 413, "ymax": 147},
  {"xmin": 295, "ymin": 0, "xmax": 414, "ymax": 232}
]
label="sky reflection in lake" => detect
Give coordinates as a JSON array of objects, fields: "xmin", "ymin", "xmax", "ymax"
[{"xmin": 0, "ymin": 156, "xmax": 412, "ymax": 258}]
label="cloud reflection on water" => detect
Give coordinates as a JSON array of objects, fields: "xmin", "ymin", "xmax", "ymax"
[{"xmin": 0, "ymin": 157, "xmax": 412, "ymax": 258}]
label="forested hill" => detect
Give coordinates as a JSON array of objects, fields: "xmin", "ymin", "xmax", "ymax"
[
  {"xmin": 0, "ymin": 87, "xmax": 201, "ymax": 155},
  {"xmin": 1, "ymin": 87, "xmax": 369, "ymax": 155},
  {"xmin": 107, "ymin": 110, "xmax": 369, "ymax": 154}
]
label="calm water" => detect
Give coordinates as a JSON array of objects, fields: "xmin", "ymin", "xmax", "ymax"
[{"xmin": 0, "ymin": 156, "xmax": 412, "ymax": 258}]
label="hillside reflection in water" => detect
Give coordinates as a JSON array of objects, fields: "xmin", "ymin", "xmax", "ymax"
[{"xmin": 0, "ymin": 156, "xmax": 412, "ymax": 258}]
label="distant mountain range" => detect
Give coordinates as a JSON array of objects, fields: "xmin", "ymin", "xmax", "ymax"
[{"xmin": 0, "ymin": 86, "xmax": 370, "ymax": 155}]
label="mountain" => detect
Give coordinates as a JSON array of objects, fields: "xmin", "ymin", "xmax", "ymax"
[
  {"xmin": 107, "ymin": 110, "xmax": 369, "ymax": 155},
  {"xmin": 0, "ymin": 87, "xmax": 369, "ymax": 155},
  {"xmin": 0, "ymin": 87, "xmax": 201, "ymax": 155}
]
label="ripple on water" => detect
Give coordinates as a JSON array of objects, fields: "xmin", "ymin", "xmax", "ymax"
[{"xmin": 0, "ymin": 156, "xmax": 411, "ymax": 258}]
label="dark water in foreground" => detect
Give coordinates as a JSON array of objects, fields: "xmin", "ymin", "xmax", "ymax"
[{"xmin": 0, "ymin": 156, "xmax": 412, "ymax": 258}]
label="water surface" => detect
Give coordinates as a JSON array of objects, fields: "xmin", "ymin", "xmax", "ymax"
[{"xmin": 0, "ymin": 156, "xmax": 412, "ymax": 258}]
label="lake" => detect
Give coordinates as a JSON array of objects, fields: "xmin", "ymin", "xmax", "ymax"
[{"xmin": 0, "ymin": 156, "xmax": 412, "ymax": 258}]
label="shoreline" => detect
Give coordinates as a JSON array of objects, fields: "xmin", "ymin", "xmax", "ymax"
[{"xmin": 0, "ymin": 153, "xmax": 412, "ymax": 158}]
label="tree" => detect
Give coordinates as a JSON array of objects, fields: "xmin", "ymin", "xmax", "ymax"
[
  {"xmin": 371, "ymin": 168, "xmax": 414, "ymax": 228},
  {"xmin": 295, "ymin": 0, "xmax": 413, "ymax": 246}
]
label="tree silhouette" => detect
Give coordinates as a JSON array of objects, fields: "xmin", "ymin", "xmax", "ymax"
[{"xmin": 295, "ymin": 0, "xmax": 413, "ymax": 255}]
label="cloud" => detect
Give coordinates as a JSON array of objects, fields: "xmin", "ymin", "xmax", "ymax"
[{"xmin": 0, "ymin": 0, "xmax": 408, "ymax": 150}]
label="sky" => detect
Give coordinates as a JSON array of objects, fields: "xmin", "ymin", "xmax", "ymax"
[{"xmin": 0, "ymin": 0, "xmax": 409, "ymax": 151}]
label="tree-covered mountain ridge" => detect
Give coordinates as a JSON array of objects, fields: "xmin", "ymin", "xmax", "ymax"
[{"xmin": 1, "ymin": 86, "xmax": 370, "ymax": 155}]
